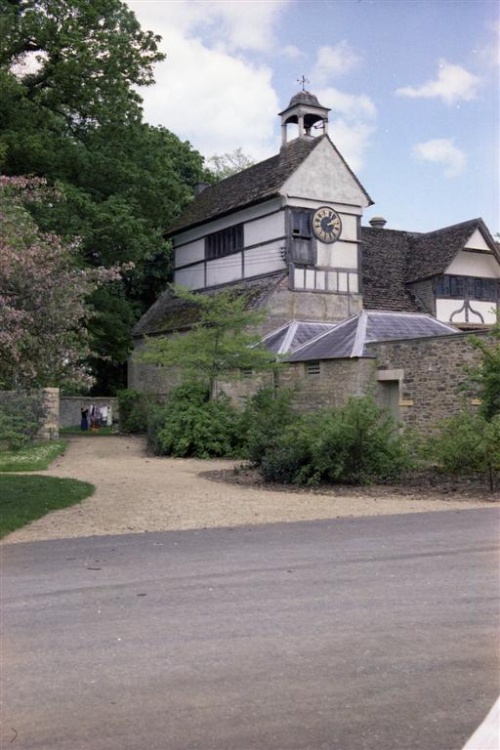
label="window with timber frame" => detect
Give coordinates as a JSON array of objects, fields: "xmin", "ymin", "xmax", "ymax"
[
  {"xmin": 205, "ymin": 224, "xmax": 244, "ymax": 260},
  {"xmin": 435, "ymin": 275, "xmax": 499, "ymax": 301}
]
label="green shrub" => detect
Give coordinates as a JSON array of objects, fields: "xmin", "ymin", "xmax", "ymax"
[
  {"xmin": 117, "ymin": 389, "xmax": 153, "ymax": 434},
  {"xmin": 260, "ymin": 397, "xmax": 413, "ymax": 486},
  {"xmin": 240, "ymin": 387, "xmax": 296, "ymax": 465},
  {"xmin": 0, "ymin": 392, "xmax": 45, "ymax": 451},
  {"xmin": 427, "ymin": 411, "xmax": 500, "ymax": 489},
  {"xmin": 147, "ymin": 385, "xmax": 241, "ymax": 458}
]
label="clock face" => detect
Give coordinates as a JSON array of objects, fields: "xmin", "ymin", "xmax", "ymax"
[{"xmin": 312, "ymin": 206, "xmax": 342, "ymax": 243}]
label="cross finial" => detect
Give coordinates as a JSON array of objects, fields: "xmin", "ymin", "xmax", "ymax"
[{"xmin": 297, "ymin": 75, "xmax": 309, "ymax": 91}]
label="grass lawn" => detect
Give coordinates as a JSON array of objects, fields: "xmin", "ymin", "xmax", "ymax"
[
  {"xmin": 60, "ymin": 426, "xmax": 117, "ymax": 436},
  {"xmin": 0, "ymin": 441, "xmax": 94, "ymax": 539},
  {"xmin": 0, "ymin": 475, "xmax": 94, "ymax": 538},
  {"xmin": 0, "ymin": 441, "xmax": 68, "ymax": 472}
]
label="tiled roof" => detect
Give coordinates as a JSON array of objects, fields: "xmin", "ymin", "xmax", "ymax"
[
  {"xmin": 169, "ymin": 134, "xmax": 373, "ymax": 234},
  {"xmin": 362, "ymin": 218, "xmax": 498, "ymax": 309},
  {"xmin": 132, "ymin": 272, "xmax": 288, "ymax": 337},
  {"xmin": 361, "ymin": 227, "xmax": 420, "ymax": 311},
  {"xmin": 405, "ymin": 218, "xmax": 498, "ymax": 281},
  {"xmin": 285, "ymin": 311, "xmax": 458, "ymax": 362},
  {"xmin": 168, "ymin": 137, "xmax": 325, "ymax": 234}
]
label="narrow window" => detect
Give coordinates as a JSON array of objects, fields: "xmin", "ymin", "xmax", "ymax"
[
  {"xmin": 306, "ymin": 360, "xmax": 321, "ymax": 375},
  {"xmin": 291, "ymin": 210, "xmax": 312, "ymax": 238}
]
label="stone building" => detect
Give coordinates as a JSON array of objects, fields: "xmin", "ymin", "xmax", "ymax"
[{"xmin": 129, "ymin": 89, "xmax": 499, "ymax": 426}]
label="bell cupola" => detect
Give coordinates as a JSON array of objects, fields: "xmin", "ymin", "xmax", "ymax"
[{"xmin": 279, "ymin": 89, "xmax": 330, "ymax": 147}]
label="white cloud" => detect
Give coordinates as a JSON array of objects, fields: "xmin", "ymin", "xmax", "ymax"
[
  {"xmin": 413, "ymin": 138, "xmax": 467, "ymax": 178},
  {"xmin": 140, "ymin": 29, "xmax": 279, "ymax": 159},
  {"xmin": 282, "ymin": 44, "xmax": 304, "ymax": 60},
  {"xmin": 202, "ymin": 0, "xmax": 290, "ymax": 53},
  {"xmin": 316, "ymin": 87, "xmax": 377, "ymax": 171},
  {"xmin": 478, "ymin": 21, "xmax": 500, "ymax": 69},
  {"xmin": 396, "ymin": 59, "xmax": 482, "ymax": 105},
  {"xmin": 126, "ymin": 0, "xmax": 288, "ymax": 160},
  {"xmin": 312, "ymin": 42, "xmax": 362, "ymax": 85}
]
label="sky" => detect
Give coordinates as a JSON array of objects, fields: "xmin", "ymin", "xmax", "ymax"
[{"xmin": 126, "ymin": 0, "xmax": 499, "ymax": 234}]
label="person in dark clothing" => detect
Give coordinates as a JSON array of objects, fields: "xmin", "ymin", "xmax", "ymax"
[{"xmin": 80, "ymin": 407, "xmax": 89, "ymax": 431}]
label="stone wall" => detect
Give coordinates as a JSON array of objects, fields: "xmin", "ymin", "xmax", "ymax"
[
  {"xmin": 128, "ymin": 327, "xmax": 485, "ymax": 433},
  {"xmin": 40, "ymin": 388, "xmax": 60, "ymax": 440},
  {"xmin": 59, "ymin": 396, "xmax": 118, "ymax": 428},
  {"xmin": 368, "ymin": 331, "xmax": 483, "ymax": 431},
  {"xmin": 277, "ymin": 358, "xmax": 376, "ymax": 412}
]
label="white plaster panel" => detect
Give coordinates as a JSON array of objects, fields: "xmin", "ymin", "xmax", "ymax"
[
  {"xmin": 244, "ymin": 244, "xmax": 286, "ymax": 278},
  {"xmin": 245, "ymin": 212, "xmax": 285, "ymax": 245},
  {"xmin": 465, "ymin": 228, "xmax": 491, "ymax": 251},
  {"xmin": 282, "ymin": 138, "xmax": 371, "ymax": 208},
  {"xmin": 175, "ymin": 265, "xmax": 205, "ymax": 290},
  {"xmin": 436, "ymin": 299, "xmax": 497, "ymax": 325},
  {"xmin": 315, "ymin": 271, "xmax": 326, "ymax": 290},
  {"xmin": 338, "ymin": 213, "xmax": 358, "ymax": 241},
  {"xmin": 173, "ymin": 196, "xmax": 283, "ymax": 246},
  {"xmin": 446, "ymin": 250, "xmax": 499, "ymax": 278},
  {"xmin": 317, "ymin": 240, "xmax": 358, "ymax": 269},
  {"xmin": 305, "ymin": 269, "xmax": 315, "ymax": 289},
  {"xmin": 294, "ymin": 267, "xmax": 305, "ymax": 288},
  {"xmin": 338, "ymin": 272, "xmax": 348, "ymax": 292},
  {"xmin": 328, "ymin": 272, "xmax": 338, "ymax": 291},
  {"xmin": 349, "ymin": 273, "xmax": 359, "ymax": 293},
  {"xmin": 174, "ymin": 238, "xmax": 204, "ymax": 268},
  {"xmin": 206, "ymin": 254, "xmax": 243, "ymax": 287}
]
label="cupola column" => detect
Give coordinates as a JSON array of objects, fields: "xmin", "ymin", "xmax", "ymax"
[{"xmin": 279, "ymin": 90, "xmax": 330, "ymax": 147}]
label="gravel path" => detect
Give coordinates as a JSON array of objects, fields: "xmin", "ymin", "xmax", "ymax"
[{"xmin": 3, "ymin": 435, "xmax": 494, "ymax": 544}]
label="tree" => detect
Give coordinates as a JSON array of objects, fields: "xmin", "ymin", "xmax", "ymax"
[
  {"xmin": 0, "ymin": 177, "xmax": 120, "ymax": 390},
  {"xmin": 0, "ymin": 0, "xmax": 209, "ymax": 392},
  {"xmin": 205, "ymin": 148, "xmax": 255, "ymax": 181},
  {"xmin": 143, "ymin": 286, "xmax": 279, "ymax": 398},
  {"xmin": 470, "ymin": 319, "xmax": 500, "ymax": 421},
  {"xmin": 0, "ymin": 0, "xmax": 164, "ymax": 133}
]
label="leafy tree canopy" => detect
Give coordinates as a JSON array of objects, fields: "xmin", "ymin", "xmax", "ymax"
[
  {"xmin": 470, "ymin": 319, "xmax": 500, "ymax": 421},
  {"xmin": 0, "ymin": 177, "xmax": 121, "ymax": 390},
  {"xmin": 143, "ymin": 286, "xmax": 279, "ymax": 398},
  {"xmin": 0, "ymin": 0, "xmax": 210, "ymax": 393},
  {"xmin": 205, "ymin": 147, "xmax": 255, "ymax": 181},
  {"xmin": 0, "ymin": 0, "xmax": 164, "ymax": 131}
]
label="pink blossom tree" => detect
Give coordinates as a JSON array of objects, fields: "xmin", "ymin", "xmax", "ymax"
[{"xmin": 0, "ymin": 177, "xmax": 122, "ymax": 390}]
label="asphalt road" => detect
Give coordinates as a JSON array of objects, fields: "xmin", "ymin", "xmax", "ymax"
[{"xmin": 2, "ymin": 509, "xmax": 499, "ymax": 750}]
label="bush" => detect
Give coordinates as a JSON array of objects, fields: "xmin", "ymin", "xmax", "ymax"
[
  {"xmin": 240, "ymin": 387, "xmax": 296, "ymax": 465},
  {"xmin": 0, "ymin": 392, "xmax": 46, "ymax": 450},
  {"xmin": 260, "ymin": 397, "xmax": 413, "ymax": 486},
  {"xmin": 426, "ymin": 411, "xmax": 500, "ymax": 490},
  {"xmin": 117, "ymin": 389, "xmax": 153, "ymax": 434},
  {"xmin": 147, "ymin": 384, "xmax": 242, "ymax": 458}
]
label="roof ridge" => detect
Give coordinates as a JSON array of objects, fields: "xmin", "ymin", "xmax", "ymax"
[{"xmin": 351, "ymin": 311, "xmax": 368, "ymax": 357}]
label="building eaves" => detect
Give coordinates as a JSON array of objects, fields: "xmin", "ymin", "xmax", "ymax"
[
  {"xmin": 167, "ymin": 137, "xmax": 326, "ymax": 236},
  {"xmin": 132, "ymin": 271, "xmax": 288, "ymax": 338},
  {"xmin": 285, "ymin": 311, "xmax": 458, "ymax": 362},
  {"xmin": 405, "ymin": 218, "xmax": 496, "ymax": 282}
]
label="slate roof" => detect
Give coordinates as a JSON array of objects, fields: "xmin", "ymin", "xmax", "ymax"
[
  {"xmin": 361, "ymin": 218, "xmax": 498, "ymax": 310},
  {"xmin": 261, "ymin": 320, "xmax": 337, "ymax": 354},
  {"xmin": 132, "ymin": 271, "xmax": 288, "ymax": 337},
  {"xmin": 405, "ymin": 218, "xmax": 498, "ymax": 282},
  {"xmin": 361, "ymin": 227, "xmax": 420, "ymax": 312},
  {"xmin": 168, "ymin": 134, "xmax": 373, "ymax": 235},
  {"xmin": 284, "ymin": 311, "xmax": 458, "ymax": 362},
  {"xmin": 168, "ymin": 138, "xmax": 323, "ymax": 235}
]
